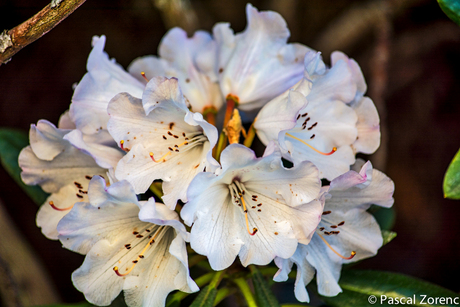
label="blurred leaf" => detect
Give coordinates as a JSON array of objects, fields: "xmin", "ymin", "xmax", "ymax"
[
  {"xmin": 250, "ymin": 265, "xmax": 281, "ymax": 307},
  {"xmin": 443, "ymin": 148, "xmax": 460, "ymax": 199},
  {"xmin": 320, "ymin": 270, "xmax": 459, "ymax": 306},
  {"xmin": 36, "ymin": 293, "xmax": 127, "ymax": 307},
  {"xmin": 370, "ymin": 206, "xmax": 395, "ymax": 230},
  {"xmin": 189, "ymin": 285, "xmax": 217, "ymax": 307},
  {"xmin": 438, "ymin": 0, "xmax": 460, "ymax": 26},
  {"xmin": 381, "ymin": 230, "xmax": 397, "ymax": 246},
  {"xmin": 37, "ymin": 304, "xmax": 92, "ymax": 307},
  {"xmin": 0, "ymin": 128, "xmax": 48, "ymax": 205}
]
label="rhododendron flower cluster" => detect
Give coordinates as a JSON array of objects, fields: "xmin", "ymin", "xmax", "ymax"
[{"xmin": 19, "ymin": 4, "xmax": 394, "ymax": 307}]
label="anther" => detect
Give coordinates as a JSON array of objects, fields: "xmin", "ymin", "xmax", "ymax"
[
  {"xmin": 141, "ymin": 71, "xmax": 149, "ymax": 82},
  {"xmin": 49, "ymin": 201, "xmax": 73, "ymax": 211},
  {"xmin": 318, "ymin": 233, "xmax": 356, "ymax": 260},
  {"xmin": 286, "ymin": 133, "xmax": 337, "ymax": 156}
]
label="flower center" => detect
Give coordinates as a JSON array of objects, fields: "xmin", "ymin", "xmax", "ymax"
[
  {"xmin": 285, "ymin": 113, "xmax": 337, "ymax": 155},
  {"xmin": 49, "ymin": 176, "xmax": 93, "ymax": 211},
  {"xmin": 316, "ymin": 210, "xmax": 356, "ymax": 260},
  {"xmin": 149, "ymin": 131, "xmax": 207, "ymax": 163},
  {"xmin": 229, "ymin": 181, "xmax": 260, "ymax": 236},
  {"xmin": 113, "ymin": 225, "xmax": 167, "ymax": 276}
]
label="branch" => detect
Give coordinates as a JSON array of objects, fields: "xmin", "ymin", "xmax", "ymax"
[{"xmin": 0, "ymin": 0, "xmax": 86, "ymax": 66}]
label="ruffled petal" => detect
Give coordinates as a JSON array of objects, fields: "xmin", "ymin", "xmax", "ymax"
[
  {"xmin": 216, "ymin": 4, "xmax": 309, "ymax": 111},
  {"xmin": 57, "ymin": 177, "xmax": 140, "ymax": 254},
  {"xmin": 19, "ymin": 144, "xmax": 106, "ymax": 194},
  {"xmin": 328, "ymin": 162, "xmax": 395, "ymax": 210},
  {"xmin": 64, "ymin": 129, "xmax": 124, "ymax": 170},
  {"xmin": 254, "ymin": 89, "xmax": 309, "ymax": 145},
  {"xmin": 351, "ymin": 97, "xmax": 380, "ymax": 154},
  {"xmin": 108, "ymin": 79, "xmax": 217, "ymax": 208},
  {"xmin": 36, "ymin": 180, "xmax": 91, "ymax": 240},
  {"xmin": 70, "ymin": 35, "xmax": 144, "ymax": 134},
  {"xmin": 29, "ymin": 120, "xmax": 70, "ymax": 161}
]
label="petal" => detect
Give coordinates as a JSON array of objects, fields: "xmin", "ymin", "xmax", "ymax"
[
  {"xmin": 58, "ymin": 110, "xmax": 76, "ymax": 129},
  {"xmin": 108, "ymin": 88, "xmax": 215, "ymax": 207},
  {"xmin": 351, "ymin": 96, "xmax": 380, "ymax": 154},
  {"xmin": 306, "ymin": 58, "xmax": 357, "ymax": 106},
  {"xmin": 36, "ymin": 181, "xmax": 90, "ymax": 240},
  {"xmin": 305, "ymin": 235, "xmax": 343, "ymax": 297},
  {"xmin": 70, "ymin": 35, "xmax": 144, "ymax": 134},
  {"xmin": 139, "ymin": 199, "xmax": 189, "ymax": 241},
  {"xmin": 142, "ymin": 77, "xmax": 188, "ymax": 115},
  {"xmin": 217, "ymin": 4, "xmax": 309, "ymax": 111},
  {"xmin": 255, "ymin": 89, "xmax": 309, "ymax": 145},
  {"xmin": 64, "ymin": 129, "xmax": 124, "ymax": 170},
  {"xmin": 19, "ymin": 145, "xmax": 106, "ymax": 194},
  {"xmin": 29, "ymin": 120, "xmax": 70, "ymax": 161},
  {"xmin": 331, "ymin": 51, "xmax": 367, "ymax": 96},
  {"xmin": 58, "ymin": 177, "xmax": 141, "ymax": 254},
  {"xmin": 123, "ymin": 230, "xmax": 198, "ymax": 307},
  {"xmin": 328, "ymin": 165, "xmax": 395, "ymax": 210}
]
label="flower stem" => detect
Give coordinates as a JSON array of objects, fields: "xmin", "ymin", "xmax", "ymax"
[
  {"xmin": 149, "ymin": 182, "xmax": 163, "ymax": 199},
  {"xmin": 214, "ymin": 131, "xmax": 227, "ymax": 162},
  {"xmin": 233, "ymin": 276, "xmax": 258, "ymax": 307},
  {"xmin": 243, "ymin": 121, "xmax": 257, "ymax": 148},
  {"xmin": 203, "ymin": 106, "xmax": 217, "ymax": 126},
  {"xmin": 214, "ymin": 95, "xmax": 239, "ymax": 161}
]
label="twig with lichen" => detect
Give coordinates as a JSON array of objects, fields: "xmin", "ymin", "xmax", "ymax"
[{"xmin": 0, "ymin": 0, "xmax": 86, "ymax": 66}]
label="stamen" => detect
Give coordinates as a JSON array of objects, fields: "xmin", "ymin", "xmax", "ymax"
[
  {"xmin": 49, "ymin": 201, "xmax": 73, "ymax": 211},
  {"xmin": 141, "ymin": 71, "xmax": 149, "ymax": 82},
  {"xmin": 148, "ymin": 139, "xmax": 191, "ymax": 163},
  {"xmin": 317, "ymin": 233, "xmax": 356, "ymax": 260},
  {"xmin": 113, "ymin": 226, "xmax": 164, "ymax": 277},
  {"xmin": 285, "ymin": 133, "xmax": 336, "ymax": 156},
  {"xmin": 240, "ymin": 197, "xmax": 257, "ymax": 236}
]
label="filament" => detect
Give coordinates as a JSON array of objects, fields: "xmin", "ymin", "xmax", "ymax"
[
  {"xmin": 113, "ymin": 226, "xmax": 164, "ymax": 276},
  {"xmin": 317, "ymin": 233, "xmax": 356, "ymax": 260},
  {"xmin": 49, "ymin": 201, "xmax": 73, "ymax": 211},
  {"xmin": 285, "ymin": 133, "xmax": 336, "ymax": 156},
  {"xmin": 141, "ymin": 71, "xmax": 149, "ymax": 82},
  {"xmin": 149, "ymin": 140, "xmax": 190, "ymax": 163},
  {"xmin": 240, "ymin": 197, "xmax": 258, "ymax": 236}
]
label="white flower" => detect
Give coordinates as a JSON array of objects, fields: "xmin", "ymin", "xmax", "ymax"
[
  {"xmin": 18, "ymin": 120, "xmax": 108, "ymax": 239},
  {"xmin": 70, "ymin": 35, "xmax": 145, "ymax": 134},
  {"xmin": 57, "ymin": 177, "xmax": 198, "ymax": 307},
  {"xmin": 181, "ymin": 144, "xmax": 324, "ymax": 270},
  {"xmin": 331, "ymin": 51, "xmax": 380, "ymax": 154},
  {"xmin": 107, "ymin": 77, "xmax": 218, "ymax": 209},
  {"xmin": 273, "ymin": 161, "xmax": 395, "ymax": 302},
  {"xmin": 255, "ymin": 51, "xmax": 373, "ymax": 180},
  {"xmin": 197, "ymin": 3, "xmax": 310, "ymax": 112},
  {"xmin": 129, "ymin": 28, "xmax": 223, "ymax": 113}
]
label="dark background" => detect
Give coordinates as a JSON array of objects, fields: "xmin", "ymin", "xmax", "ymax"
[{"xmin": 1, "ymin": 0, "xmax": 460, "ymax": 305}]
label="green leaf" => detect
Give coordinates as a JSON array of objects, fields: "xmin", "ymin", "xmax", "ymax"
[
  {"xmin": 189, "ymin": 285, "xmax": 218, "ymax": 307},
  {"xmin": 0, "ymin": 128, "xmax": 48, "ymax": 205},
  {"xmin": 250, "ymin": 265, "xmax": 281, "ymax": 307},
  {"xmin": 443, "ymin": 148, "xmax": 460, "ymax": 199},
  {"xmin": 320, "ymin": 270, "xmax": 459, "ymax": 306},
  {"xmin": 369, "ymin": 206, "xmax": 396, "ymax": 230},
  {"xmin": 438, "ymin": 0, "xmax": 460, "ymax": 26},
  {"xmin": 381, "ymin": 230, "xmax": 397, "ymax": 246}
]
